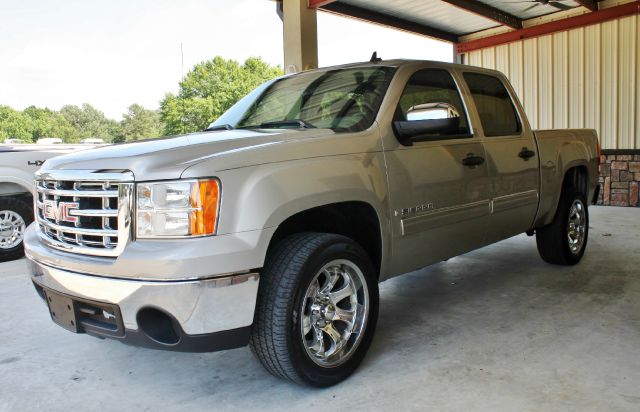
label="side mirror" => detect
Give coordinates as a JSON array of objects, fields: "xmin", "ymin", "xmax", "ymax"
[{"xmin": 393, "ymin": 117, "xmax": 461, "ymax": 143}]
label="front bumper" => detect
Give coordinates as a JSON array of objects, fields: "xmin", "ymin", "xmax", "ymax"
[{"xmin": 28, "ymin": 259, "xmax": 259, "ymax": 352}]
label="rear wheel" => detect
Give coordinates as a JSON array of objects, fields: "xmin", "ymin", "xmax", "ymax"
[
  {"xmin": 536, "ymin": 187, "xmax": 588, "ymax": 265},
  {"xmin": 0, "ymin": 196, "xmax": 33, "ymax": 262},
  {"xmin": 250, "ymin": 232, "xmax": 378, "ymax": 387}
]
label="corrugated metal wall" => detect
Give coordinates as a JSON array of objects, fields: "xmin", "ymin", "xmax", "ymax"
[{"xmin": 463, "ymin": 14, "xmax": 639, "ymax": 150}]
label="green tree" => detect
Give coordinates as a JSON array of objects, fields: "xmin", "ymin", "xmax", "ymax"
[
  {"xmin": 117, "ymin": 104, "xmax": 161, "ymax": 143},
  {"xmin": 160, "ymin": 56, "xmax": 282, "ymax": 135},
  {"xmin": 60, "ymin": 103, "xmax": 121, "ymax": 142},
  {"xmin": 0, "ymin": 105, "xmax": 34, "ymax": 141},
  {"xmin": 23, "ymin": 106, "xmax": 76, "ymax": 141}
]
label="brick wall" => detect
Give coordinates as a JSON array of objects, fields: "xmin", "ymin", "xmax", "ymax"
[{"xmin": 597, "ymin": 152, "xmax": 640, "ymax": 207}]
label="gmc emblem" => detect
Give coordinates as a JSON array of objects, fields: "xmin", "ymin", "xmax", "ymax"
[{"xmin": 43, "ymin": 200, "xmax": 79, "ymax": 223}]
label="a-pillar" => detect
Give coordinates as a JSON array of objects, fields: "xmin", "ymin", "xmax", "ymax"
[{"xmin": 282, "ymin": 0, "xmax": 319, "ymax": 74}]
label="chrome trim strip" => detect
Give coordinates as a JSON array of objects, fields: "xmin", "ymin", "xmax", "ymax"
[
  {"xmin": 401, "ymin": 199, "xmax": 491, "ymax": 236},
  {"xmin": 492, "ymin": 190, "xmax": 539, "ymax": 213},
  {"xmin": 39, "ymin": 219, "xmax": 118, "ymax": 236},
  {"xmin": 69, "ymin": 209, "xmax": 119, "ymax": 217},
  {"xmin": 36, "ymin": 187, "xmax": 118, "ymax": 198},
  {"xmin": 35, "ymin": 169, "xmax": 134, "ymax": 182}
]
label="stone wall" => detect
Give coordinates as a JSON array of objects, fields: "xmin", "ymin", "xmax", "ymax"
[{"xmin": 597, "ymin": 152, "xmax": 640, "ymax": 207}]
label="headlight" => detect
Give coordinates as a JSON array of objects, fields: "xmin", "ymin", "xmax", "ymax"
[{"xmin": 136, "ymin": 179, "xmax": 220, "ymax": 238}]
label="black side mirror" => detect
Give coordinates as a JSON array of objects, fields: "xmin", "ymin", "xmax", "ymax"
[{"xmin": 393, "ymin": 117, "xmax": 461, "ymax": 143}]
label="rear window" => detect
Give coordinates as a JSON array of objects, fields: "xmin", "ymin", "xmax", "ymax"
[{"xmin": 463, "ymin": 72, "xmax": 521, "ymax": 137}]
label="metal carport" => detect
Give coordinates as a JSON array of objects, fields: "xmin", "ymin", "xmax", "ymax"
[{"xmin": 280, "ymin": 0, "xmax": 640, "ymax": 206}]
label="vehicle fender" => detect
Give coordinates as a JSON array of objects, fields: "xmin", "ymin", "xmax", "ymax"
[
  {"xmin": 211, "ymin": 153, "xmax": 389, "ymax": 233},
  {"xmin": 182, "ymin": 153, "xmax": 391, "ymax": 270},
  {"xmin": 0, "ymin": 166, "xmax": 36, "ymax": 197},
  {"xmin": 534, "ymin": 130, "xmax": 597, "ymax": 227}
]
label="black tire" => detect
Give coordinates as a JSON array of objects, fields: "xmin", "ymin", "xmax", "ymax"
[
  {"xmin": 250, "ymin": 232, "xmax": 379, "ymax": 387},
  {"xmin": 0, "ymin": 196, "xmax": 33, "ymax": 262},
  {"xmin": 536, "ymin": 187, "xmax": 589, "ymax": 265}
]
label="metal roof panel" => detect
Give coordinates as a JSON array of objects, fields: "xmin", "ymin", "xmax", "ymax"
[{"xmin": 340, "ymin": 0, "xmax": 500, "ymax": 35}]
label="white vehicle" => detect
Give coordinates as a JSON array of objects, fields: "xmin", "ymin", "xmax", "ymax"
[
  {"xmin": 36, "ymin": 137, "xmax": 63, "ymax": 145},
  {"xmin": 3, "ymin": 138, "xmax": 27, "ymax": 144},
  {"xmin": 80, "ymin": 138, "xmax": 105, "ymax": 144},
  {"xmin": 0, "ymin": 143, "xmax": 103, "ymax": 261}
]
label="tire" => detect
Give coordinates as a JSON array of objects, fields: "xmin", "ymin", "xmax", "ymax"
[
  {"xmin": 536, "ymin": 187, "xmax": 589, "ymax": 265},
  {"xmin": 0, "ymin": 196, "xmax": 33, "ymax": 262},
  {"xmin": 250, "ymin": 232, "xmax": 379, "ymax": 387}
]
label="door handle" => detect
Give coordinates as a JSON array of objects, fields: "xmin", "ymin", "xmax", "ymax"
[
  {"xmin": 518, "ymin": 147, "xmax": 536, "ymax": 160},
  {"xmin": 462, "ymin": 153, "xmax": 485, "ymax": 167}
]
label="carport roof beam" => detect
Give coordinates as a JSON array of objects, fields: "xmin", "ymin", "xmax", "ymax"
[
  {"xmin": 574, "ymin": 0, "xmax": 599, "ymax": 12},
  {"xmin": 439, "ymin": 0, "xmax": 522, "ymax": 29},
  {"xmin": 316, "ymin": 1, "xmax": 459, "ymax": 43}
]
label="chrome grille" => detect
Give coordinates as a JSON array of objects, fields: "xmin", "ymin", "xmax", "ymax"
[{"xmin": 34, "ymin": 170, "xmax": 134, "ymax": 257}]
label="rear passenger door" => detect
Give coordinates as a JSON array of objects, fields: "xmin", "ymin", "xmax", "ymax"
[{"xmin": 461, "ymin": 71, "xmax": 539, "ymax": 243}]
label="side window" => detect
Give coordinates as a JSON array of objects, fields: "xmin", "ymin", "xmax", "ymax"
[
  {"xmin": 463, "ymin": 72, "xmax": 521, "ymax": 137},
  {"xmin": 396, "ymin": 69, "xmax": 470, "ymax": 139}
]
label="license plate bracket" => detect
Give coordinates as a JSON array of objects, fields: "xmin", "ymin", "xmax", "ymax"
[{"xmin": 44, "ymin": 290, "xmax": 80, "ymax": 333}]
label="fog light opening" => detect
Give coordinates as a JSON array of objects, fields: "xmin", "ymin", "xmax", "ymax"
[{"xmin": 136, "ymin": 308, "xmax": 180, "ymax": 345}]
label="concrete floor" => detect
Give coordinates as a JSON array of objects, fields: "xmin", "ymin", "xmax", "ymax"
[{"xmin": 0, "ymin": 206, "xmax": 638, "ymax": 411}]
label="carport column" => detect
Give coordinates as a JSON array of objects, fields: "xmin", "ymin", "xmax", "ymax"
[{"xmin": 282, "ymin": 0, "xmax": 318, "ymax": 74}]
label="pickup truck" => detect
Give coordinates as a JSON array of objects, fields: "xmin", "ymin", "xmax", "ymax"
[
  {"xmin": 24, "ymin": 60, "xmax": 599, "ymax": 387},
  {"xmin": 0, "ymin": 144, "xmax": 102, "ymax": 262}
]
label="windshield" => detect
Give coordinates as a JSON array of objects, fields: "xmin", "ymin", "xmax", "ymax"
[{"xmin": 209, "ymin": 66, "xmax": 396, "ymax": 132}]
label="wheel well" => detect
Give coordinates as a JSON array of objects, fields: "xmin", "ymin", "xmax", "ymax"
[
  {"xmin": 267, "ymin": 201, "xmax": 383, "ymax": 277},
  {"xmin": 562, "ymin": 166, "xmax": 588, "ymax": 196}
]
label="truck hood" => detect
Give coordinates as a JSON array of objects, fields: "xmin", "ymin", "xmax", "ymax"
[{"xmin": 41, "ymin": 128, "xmax": 372, "ymax": 181}]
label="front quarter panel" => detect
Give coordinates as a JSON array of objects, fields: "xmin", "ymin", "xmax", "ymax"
[{"xmin": 181, "ymin": 151, "xmax": 391, "ymax": 270}]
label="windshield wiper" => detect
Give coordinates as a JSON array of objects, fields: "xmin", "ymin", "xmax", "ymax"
[
  {"xmin": 204, "ymin": 124, "xmax": 234, "ymax": 132},
  {"xmin": 240, "ymin": 119, "xmax": 316, "ymax": 129}
]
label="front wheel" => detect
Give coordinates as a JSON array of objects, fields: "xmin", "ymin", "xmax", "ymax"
[
  {"xmin": 0, "ymin": 196, "xmax": 33, "ymax": 262},
  {"xmin": 536, "ymin": 188, "xmax": 589, "ymax": 265},
  {"xmin": 250, "ymin": 232, "xmax": 378, "ymax": 387}
]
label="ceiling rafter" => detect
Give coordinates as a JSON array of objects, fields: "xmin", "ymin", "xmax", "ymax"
[
  {"xmin": 574, "ymin": 0, "xmax": 599, "ymax": 12},
  {"xmin": 318, "ymin": 2, "xmax": 459, "ymax": 43},
  {"xmin": 439, "ymin": 0, "xmax": 522, "ymax": 29}
]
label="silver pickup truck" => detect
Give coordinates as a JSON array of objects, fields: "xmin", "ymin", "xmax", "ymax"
[{"xmin": 24, "ymin": 60, "xmax": 599, "ymax": 386}]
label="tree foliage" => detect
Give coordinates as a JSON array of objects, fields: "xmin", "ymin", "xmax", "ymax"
[
  {"xmin": 59, "ymin": 104, "xmax": 119, "ymax": 142},
  {"xmin": 160, "ymin": 56, "xmax": 282, "ymax": 135},
  {"xmin": 23, "ymin": 106, "xmax": 76, "ymax": 141},
  {"xmin": 0, "ymin": 105, "xmax": 35, "ymax": 141},
  {"xmin": 117, "ymin": 104, "xmax": 161, "ymax": 143},
  {"xmin": 0, "ymin": 56, "xmax": 282, "ymax": 143}
]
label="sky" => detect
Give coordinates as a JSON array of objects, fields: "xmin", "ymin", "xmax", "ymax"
[{"xmin": 0, "ymin": 0, "xmax": 452, "ymax": 120}]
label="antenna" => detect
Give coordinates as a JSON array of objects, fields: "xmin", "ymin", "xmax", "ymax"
[
  {"xmin": 370, "ymin": 51, "xmax": 382, "ymax": 63},
  {"xmin": 180, "ymin": 42, "xmax": 184, "ymax": 80}
]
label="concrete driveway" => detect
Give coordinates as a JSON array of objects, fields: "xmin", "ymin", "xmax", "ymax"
[{"xmin": 1, "ymin": 206, "xmax": 639, "ymax": 411}]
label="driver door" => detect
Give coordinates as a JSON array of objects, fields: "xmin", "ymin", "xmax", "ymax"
[{"xmin": 383, "ymin": 68, "xmax": 491, "ymax": 276}]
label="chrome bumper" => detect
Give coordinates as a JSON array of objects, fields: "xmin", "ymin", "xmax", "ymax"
[{"xmin": 28, "ymin": 259, "xmax": 259, "ymax": 336}]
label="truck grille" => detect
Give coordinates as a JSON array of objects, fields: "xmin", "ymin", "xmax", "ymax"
[{"xmin": 34, "ymin": 170, "xmax": 134, "ymax": 257}]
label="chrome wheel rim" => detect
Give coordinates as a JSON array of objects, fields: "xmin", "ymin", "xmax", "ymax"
[
  {"xmin": 300, "ymin": 259, "xmax": 369, "ymax": 368},
  {"xmin": 567, "ymin": 199, "xmax": 586, "ymax": 255},
  {"xmin": 0, "ymin": 210, "xmax": 26, "ymax": 249}
]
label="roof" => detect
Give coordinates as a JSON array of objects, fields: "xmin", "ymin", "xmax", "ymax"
[{"xmin": 310, "ymin": 0, "xmax": 601, "ymax": 43}]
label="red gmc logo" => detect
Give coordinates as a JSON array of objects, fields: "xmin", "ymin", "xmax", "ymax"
[{"xmin": 43, "ymin": 200, "xmax": 79, "ymax": 223}]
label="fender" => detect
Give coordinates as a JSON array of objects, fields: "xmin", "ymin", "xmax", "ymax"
[
  {"xmin": 0, "ymin": 166, "xmax": 36, "ymax": 196},
  {"xmin": 534, "ymin": 129, "xmax": 598, "ymax": 227},
  {"xmin": 185, "ymin": 152, "xmax": 392, "ymax": 272}
]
